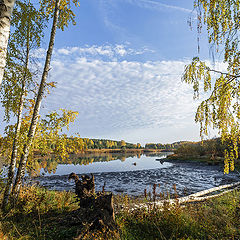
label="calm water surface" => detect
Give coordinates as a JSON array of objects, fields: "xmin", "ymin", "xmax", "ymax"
[
  {"xmin": 40, "ymin": 152, "xmax": 172, "ymax": 176},
  {"xmin": 32, "ymin": 152, "xmax": 239, "ymax": 196}
]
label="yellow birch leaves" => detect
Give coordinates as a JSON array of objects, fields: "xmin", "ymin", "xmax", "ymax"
[{"xmin": 183, "ymin": 0, "xmax": 240, "ymax": 173}]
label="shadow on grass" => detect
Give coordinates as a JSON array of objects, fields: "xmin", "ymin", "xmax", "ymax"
[{"xmin": 1, "ymin": 209, "xmax": 82, "ymax": 239}]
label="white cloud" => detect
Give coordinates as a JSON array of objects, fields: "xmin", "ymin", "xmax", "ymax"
[
  {"xmin": 3, "ymin": 44, "xmax": 222, "ymax": 143},
  {"xmin": 53, "ymin": 44, "xmax": 153, "ymax": 61},
  {"xmin": 33, "ymin": 44, "xmax": 152, "ymax": 61},
  {"xmin": 41, "ymin": 46, "xmax": 204, "ymax": 143},
  {"xmin": 124, "ymin": 0, "xmax": 193, "ymax": 14},
  {"xmin": 20, "ymin": 44, "xmax": 229, "ymax": 143},
  {"xmin": 58, "ymin": 48, "xmax": 71, "ymax": 55}
]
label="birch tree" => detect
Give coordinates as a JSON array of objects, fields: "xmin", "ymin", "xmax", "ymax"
[
  {"xmin": 183, "ymin": 0, "xmax": 240, "ymax": 174},
  {"xmin": 11, "ymin": 0, "xmax": 80, "ymax": 197},
  {"xmin": 11, "ymin": 0, "xmax": 61, "ymax": 198},
  {"xmin": 0, "ymin": 0, "xmax": 16, "ymax": 89},
  {"xmin": 1, "ymin": 0, "xmax": 47, "ymax": 209}
]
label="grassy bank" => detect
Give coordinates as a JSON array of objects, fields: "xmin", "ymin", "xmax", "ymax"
[
  {"xmin": 166, "ymin": 138, "xmax": 240, "ymax": 168},
  {"xmin": 167, "ymin": 153, "xmax": 240, "ymax": 172},
  {"xmin": 167, "ymin": 153, "xmax": 224, "ymax": 165},
  {"xmin": 0, "ymin": 186, "xmax": 240, "ymax": 239}
]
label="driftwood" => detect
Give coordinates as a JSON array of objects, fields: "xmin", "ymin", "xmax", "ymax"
[
  {"xmin": 68, "ymin": 172, "xmax": 116, "ymax": 236},
  {"xmin": 131, "ymin": 181, "xmax": 240, "ymax": 210}
]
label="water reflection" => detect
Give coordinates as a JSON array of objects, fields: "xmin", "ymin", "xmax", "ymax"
[
  {"xmin": 28, "ymin": 151, "xmax": 172, "ymax": 177},
  {"xmin": 2, "ymin": 152, "xmax": 238, "ymax": 197},
  {"xmin": 35, "ymin": 158, "xmax": 239, "ymax": 196}
]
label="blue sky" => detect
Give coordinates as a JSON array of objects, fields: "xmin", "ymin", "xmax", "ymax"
[{"xmin": 1, "ymin": 0, "xmax": 215, "ymax": 145}]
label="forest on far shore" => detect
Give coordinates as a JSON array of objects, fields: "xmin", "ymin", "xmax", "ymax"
[{"xmin": 0, "ymin": 134, "xmax": 190, "ymax": 152}]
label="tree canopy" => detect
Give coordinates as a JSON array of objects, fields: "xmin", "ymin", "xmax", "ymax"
[
  {"xmin": 183, "ymin": 0, "xmax": 240, "ymax": 173},
  {"xmin": 1, "ymin": 0, "xmax": 81, "ymax": 208}
]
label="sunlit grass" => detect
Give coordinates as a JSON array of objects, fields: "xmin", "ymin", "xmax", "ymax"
[
  {"xmin": 0, "ymin": 185, "xmax": 239, "ymax": 239},
  {"xmin": 117, "ymin": 190, "xmax": 240, "ymax": 240}
]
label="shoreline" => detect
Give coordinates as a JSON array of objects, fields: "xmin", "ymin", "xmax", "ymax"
[
  {"xmin": 163, "ymin": 153, "xmax": 240, "ymax": 173},
  {"xmin": 165, "ymin": 153, "xmax": 224, "ymax": 165},
  {"xmin": 82, "ymin": 148, "xmax": 173, "ymax": 153}
]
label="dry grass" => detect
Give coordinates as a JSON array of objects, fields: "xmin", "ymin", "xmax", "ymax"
[{"xmin": 0, "ymin": 185, "xmax": 239, "ymax": 239}]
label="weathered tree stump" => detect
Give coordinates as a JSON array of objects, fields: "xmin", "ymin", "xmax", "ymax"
[
  {"xmin": 68, "ymin": 172, "xmax": 95, "ymax": 208},
  {"xmin": 68, "ymin": 172, "xmax": 116, "ymax": 235}
]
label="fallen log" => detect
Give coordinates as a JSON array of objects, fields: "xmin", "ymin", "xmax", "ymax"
[
  {"xmin": 131, "ymin": 181, "xmax": 240, "ymax": 210},
  {"xmin": 186, "ymin": 181, "xmax": 240, "ymax": 198}
]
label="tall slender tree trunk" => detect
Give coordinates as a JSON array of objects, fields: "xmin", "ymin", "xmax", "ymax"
[
  {"xmin": 2, "ymin": 74, "xmax": 26, "ymax": 209},
  {"xmin": 1, "ymin": 21, "xmax": 30, "ymax": 210},
  {"xmin": 0, "ymin": 0, "xmax": 15, "ymax": 89},
  {"xmin": 11, "ymin": 0, "xmax": 60, "ymax": 197}
]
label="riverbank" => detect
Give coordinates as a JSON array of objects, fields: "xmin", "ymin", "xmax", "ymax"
[
  {"xmin": 0, "ymin": 185, "xmax": 239, "ymax": 239},
  {"xmin": 166, "ymin": 153, "xmax": 224, "ymax": 165},
  {"xmin": 166, "ymin": 153, "xmax": 240, "ymax": 172}
]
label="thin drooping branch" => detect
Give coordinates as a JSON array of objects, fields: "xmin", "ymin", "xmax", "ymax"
[
  {"xmin": 11, "ymin": 0, "xmax": 60, "ymax": 197},
  {"xmin": 207, "ymin": 68, "xmax": 240, "ymax": 79}
]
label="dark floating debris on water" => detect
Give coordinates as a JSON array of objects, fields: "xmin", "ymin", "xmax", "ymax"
[{"xmin": 156, "ymin": 159, "xmax": 165, "ymax": 164}]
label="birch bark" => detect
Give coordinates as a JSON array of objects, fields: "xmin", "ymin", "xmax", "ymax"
[
  {"xmin": 1, "ymin": 31, "xmax": 29, "ymax": 210},
  {"xmin": 11, "ymin": 0, "xmax": 60, "ymax": 196},
  {"xmin": 0, "ymin": 0, "xmax": 15, "ymax": 88}
]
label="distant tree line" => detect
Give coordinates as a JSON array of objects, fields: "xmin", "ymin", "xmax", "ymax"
[
  {"xmin": 0, "ymin": 135, "xmax": 192, "ymax": 153},
  {"xmin": 145, "ymin": 141, "xmax": 189, "ymax": 150},
  {"xmin": 1, "ymin": 135, "xmax": 216, "ymax": 153},
  {"xmin": 81, "ymin": 139, "xmax": 141, "ymax": 150}
]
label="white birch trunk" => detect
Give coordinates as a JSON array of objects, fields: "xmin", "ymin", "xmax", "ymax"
[
  {"xmin": 1, "ymin": 79, "xmax": 25, "ymax": 209},
  {"xmin": 1, "ymin": 27, "xmax": 30, "ymax": 210},
  {"xmin": 0, "ymin": 0, "xmax": 15, "ymax": 89},
  {"xmin": 11, "ymin": 0, "xmax": 60, "ymax": 197}
]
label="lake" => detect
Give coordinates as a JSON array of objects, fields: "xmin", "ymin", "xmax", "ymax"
[{"xmin": 30, "ymin": 151, "xmax": 239, "ymax": 197}]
